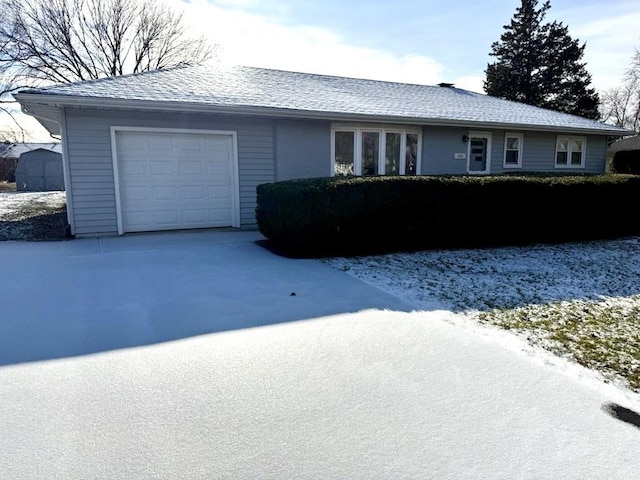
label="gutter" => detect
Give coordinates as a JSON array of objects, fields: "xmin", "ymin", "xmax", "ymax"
[{"xmin": 14, "ymin": 92, "xmax": 634, "ymax": 137}]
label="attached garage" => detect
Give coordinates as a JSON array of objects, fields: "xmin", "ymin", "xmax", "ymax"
[
  {"xmin": 13, "ymin": 64, "xmax": 632, "ymax": 238},
  {"xmin": 112, "ymin": 128, "xmax": 240, "ymax": 234}
]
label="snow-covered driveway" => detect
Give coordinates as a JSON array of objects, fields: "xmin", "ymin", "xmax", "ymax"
[{"xmin": 0, "ymin": 231, "xmax": 638, "ymax": 480}]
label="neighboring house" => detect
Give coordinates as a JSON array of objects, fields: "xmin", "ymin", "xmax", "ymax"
[
  {"xmin": 14, "ymin": 64, "xmax": 633, "ymax": 238},
  {"xmin": 0, "ymin": 142, "xmax": 62, "ymax": 183},
  {"xmin": 607, "ymin": 134, "xmax": 640, "ymax": 174},
  {"xmin": 16, "ymin": 148, "xmax": 64, "ymax": 192},
  {"xmin": 608, "ymin": 135, "xmax": 640, "ymax": 154}
]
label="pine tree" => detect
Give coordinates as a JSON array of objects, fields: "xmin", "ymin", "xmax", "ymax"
[{"xmin": 485, "ymin": 0, "xmax": 600, "ymax": 119}]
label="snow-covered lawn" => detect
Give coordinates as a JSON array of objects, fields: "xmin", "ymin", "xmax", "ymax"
[
  {"xmin": 322, "ymin": 236, "xmax": 640, "ymax": 393},
  {"xmin": 0, "ymin": 190, "xmax": 66, "ymax": 220}
]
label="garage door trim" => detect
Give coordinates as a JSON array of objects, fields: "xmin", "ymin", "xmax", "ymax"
[{"xmin": 110, "ymin": 126, "xmax": 240, "ymax": 235}]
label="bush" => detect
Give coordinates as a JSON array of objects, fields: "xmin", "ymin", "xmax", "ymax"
[
  {"xmin": 0, "ymin": 158, "xmax": 17, "ymax": 182},
  {"xmin": 256, "ymin": 174, "xmax": 640, "ymax": 257},
  {"xmin": 611, "ymin": 151, "xmax": 640, "ymax": 175}
]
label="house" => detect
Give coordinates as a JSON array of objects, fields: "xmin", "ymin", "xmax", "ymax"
[
  {"xmin": 607, "ymin": 135, "xmax": 640, "ymax": 171},
  {"xmin": 0, "ymin": 142, "xmax": 62, "ymax": 183},
  {"xmin": 13, "ymin": 64, "xmax": 633, "ymax": 238},
  {"xmin": 15, "ymin": 148, "xmax": 64, "ymax": 192}
]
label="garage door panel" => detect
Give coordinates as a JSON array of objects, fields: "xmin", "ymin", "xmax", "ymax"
[
  {"xmin": 116, "ymin": 130, "xmax": 236, "ymax": 233},
  {"xmin": 205, "ymin": 137, "xmax": 231, "ymax": 151},
  {"xmin": 182, "ymin": 209, "xmax": 207, "ymax": 224},
  {"xmin": 209, "ymin": 186, "xmax": 231, "ymax": 199},
  {"xmin": 150, "ymin": 161, "xmax": 176, "ymax": 175},
  {"xmin": 211, "ymin": 208, "xmax": 233, "ymax": 222},
  {"xmin": 179, "ymin": 137, "xmax": 202, "ymax": 151},
  {"xmin": 180, "ymin": 186, "xmax": 206, "ymax": 200},
  {"xmin": 122, "ymin": 186, "xmax": 149, "ymax": 201},
  {"xmin": 178, "ymin": 162, "xmax": 205, "ymax": 175},
  {"xmin": 153, "ymin": 210, "xmax": 180, "ymax": 225},
  {"xmin": 119, "ymin": 135, "xmax": 145, "ymax": 150},
  {"xmin": 148, "ymin": 136, "xmax": 173, "ymax": 152},
  {"xmin": 207, "ymin": 163, "xmax": 231, "ymax": 176},
  {"xmin": 121, "ymin": 162, "xmax": 146, "ymax": 176},
  {"xmin": 150, "ymin": 186, "xmax": 177, "ymax": 201}
]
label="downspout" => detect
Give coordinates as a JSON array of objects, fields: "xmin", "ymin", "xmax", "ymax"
[{"xmin": 59, "ymin": 108, "xmax": 76, "ymax": 235}]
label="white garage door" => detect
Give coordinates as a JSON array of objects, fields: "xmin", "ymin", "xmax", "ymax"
[{"xmin": 114, "ymin": 129, "xmax": 238, "ymax": 233}]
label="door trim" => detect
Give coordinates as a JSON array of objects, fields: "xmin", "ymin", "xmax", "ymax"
[
  {"xmin": 110, "ymin": 126, "xmax": 240, "ymax": 235},
  {"xmin": 466, "ymin": 131, "xmax": 492, "ymax": 175}
]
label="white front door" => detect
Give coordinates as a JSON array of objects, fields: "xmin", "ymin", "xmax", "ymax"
[
  {"xmin": 113, "ymin": 129, "xmax": 239, "ymax": 234},
  {"xmin": 467, "ymin": 132, "xmax": 492, "ymax": 174}
]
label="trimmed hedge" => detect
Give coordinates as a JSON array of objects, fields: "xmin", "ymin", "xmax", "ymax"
[{"xmin": 256, "ymin": 174, "xmax": 640, "ymax": 257}]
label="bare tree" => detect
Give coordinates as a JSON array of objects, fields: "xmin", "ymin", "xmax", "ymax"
[
  {"xmin": 0, "ymin": 0, "xmax": 213, "ymax": 128},
  {"xmin": 600, "ymin": 48, "xmax": 640, "ymax": 133}
]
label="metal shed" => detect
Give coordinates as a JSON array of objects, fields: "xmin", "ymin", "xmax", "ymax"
[{"xmin": 16, "ymin": 148, "xmax": 64, "ymax": 192}]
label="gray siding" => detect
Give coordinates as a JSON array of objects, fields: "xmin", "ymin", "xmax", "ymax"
[
  {"xmin": 422, "ymin": 126, "xmax": 470, "ymax": 174},
  {"xmin": 583, "ymin": 135, "xmax": 607, "ymax": 172},
  {"xmin": 63, "ymin": 108, "xmax": 275, "ymax": 236},
  {"xmin": 422, "ymin": 127, "xmax": 608, "ymax": 175},
  {"xmin": 491, "ymin": 132, "xmax": 607, "ymax": 174},
  {"xmin": 275, "ymin": 120, "xmax": 331, "ymax": 180},
  {"xmin": 62, "ymin": 106, "xmax": 610, "ymax": 237}
]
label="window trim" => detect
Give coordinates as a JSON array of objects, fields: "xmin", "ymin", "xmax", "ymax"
[
  {"xmin": 555, "ymin": 135, "xmax": 587, "ymax": 169},
  {"xmin": 503, "ymin": 132, "xmax": 523, "ymax": 169},
  {"xmin": 331, "ymin": 124, "xmax": 422, "ymax": 176}
]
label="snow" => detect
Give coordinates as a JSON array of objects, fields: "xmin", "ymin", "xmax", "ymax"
[
  {"xmin": 322, "ymin": 236, "xmax": 640, "ymax": 312},
  {"xmin": 322, "ymin": 236, "xmax": 640, "ymax": 395},
  {"xmin": 1, "ymin": 231, "xmax": 639, "ymax": 479},
  {"xmin": 0, "ymin": 191, "xmax": 66, "ymax": 218}
]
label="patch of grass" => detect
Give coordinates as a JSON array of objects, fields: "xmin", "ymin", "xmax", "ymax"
[
  {"xmin": 0, "ymin": 193, "xmax": 69, "ymax": 241},
  {"xmin": 476, "ymin": 296, "xmax": 640, "ymax": 392},
  {"xmin": 0, "ymin": 181, "xmax": 16, "ymax": 192},
  {"xmin": 3, "ymin": 197, "xmax": 66, "ymax": 222}
]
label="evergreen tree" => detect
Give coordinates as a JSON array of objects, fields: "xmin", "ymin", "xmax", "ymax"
[{"xmin": 485, "ymin": 0, "xmax": 600, "ymax": 119}]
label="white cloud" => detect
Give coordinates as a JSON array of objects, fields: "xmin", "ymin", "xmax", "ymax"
[
  {"xmin": 451, "ymin": 75, "xmax": 485, "ymax": 94},
  {"xmin": 558, "ymin": 7, "xmax": 640, "ymax": 91},
  {"xmin": 173, "ymin": 0, "xmax": 445, "ymax": 85},
  {"xmin": 5, "ymin": 0, "xmax": 638, "ymax": 138}
]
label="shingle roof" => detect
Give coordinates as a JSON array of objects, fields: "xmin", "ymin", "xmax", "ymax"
[
  {"xmin": 0, "ymin": 142, "xmax": 62, "ymax": 159},
  {"xmin": 608, "ymin": 135, "xmax": 640, "ymax": 152},
  {"xmin": 16, "ymin": 64, "xmax": 631, "ymax": 135}
]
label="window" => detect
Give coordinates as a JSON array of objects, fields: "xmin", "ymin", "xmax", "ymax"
[
  {"xmin": 334, "ymin": 131, "xmax": 355, "ymax": 175},
  {"xmin": 406, "ymin": 134, "xmax": 418, "ymax": 175},
  {"xmin": 332, "ymin": 126, "xmax": 421, "ymax": 176},
  {"xmin": 362, "ymin": 131, "xmax": 380, "ymax": 175},
  {"xmin": 385, "ymin": 132, "xmax": 401, "ymax": 175},
  {"xmin": 556, "ymin": 136, "xmax": 586, "ymax": 168},
  {"xmin": 503, "ymin": 133, "xmax": 523, "ymax": 168}
]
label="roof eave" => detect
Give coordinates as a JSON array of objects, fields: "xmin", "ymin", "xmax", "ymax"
[{"xmin": 14, "ymin": 92, "xmax": 633, "ymax": 137}]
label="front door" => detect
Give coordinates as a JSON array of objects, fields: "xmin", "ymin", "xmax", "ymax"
[{"xmin": 467, "ymin": 132, "xmax": 492, "ymax": 174}]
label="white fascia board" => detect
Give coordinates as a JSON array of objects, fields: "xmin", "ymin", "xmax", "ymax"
[{"xmin": 13, "ymin": 92, "xmax": 634, "ymax": 137}]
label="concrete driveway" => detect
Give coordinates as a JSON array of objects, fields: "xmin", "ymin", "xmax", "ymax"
[{"xmin": 1, "ymin": 230, "xmax": 639, "ymax": 479}]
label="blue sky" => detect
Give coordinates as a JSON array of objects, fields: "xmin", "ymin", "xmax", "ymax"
[
  {"xmin": 182, "ymin": 0, "xmax": 640, "ymax": 91},
  {"xmin": 5, "ymin": 0, "xmax": 640, "ymax": 140}
]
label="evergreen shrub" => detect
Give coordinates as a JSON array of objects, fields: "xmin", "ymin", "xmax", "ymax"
[{"xmin": 255, "ymin": 174, "xmax": 640, "ymax": 257}]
